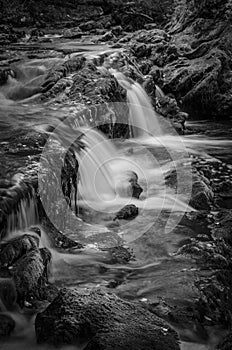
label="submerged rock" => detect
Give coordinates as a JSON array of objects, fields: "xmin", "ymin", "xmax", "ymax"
[
  {"xmin": 35, "ymin": 288, "xmax": 180, "ymax": 350},
  {"xmin": 114, "ymin": 204, "xmax": 139, "ymax": 220},
  {"xmin": 102, "ymin": 246, "xmax": 134, "ymax": 264}
]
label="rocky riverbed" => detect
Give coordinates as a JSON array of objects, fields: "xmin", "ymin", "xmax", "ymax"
[{"xmin": 0, "ymin": 1, "xmax": 232, "ymax": 349}]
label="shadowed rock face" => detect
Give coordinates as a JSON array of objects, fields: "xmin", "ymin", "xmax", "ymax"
[
  {"xmin": 116, "ymin": 0, "xmax": 232, "ymax": 119},
  {"xmin": 0, "ymin": 314, "xmax": 15, "ymax": 338},
  {"xmin": 218, "ymin": 332, "xmax": 232, "ymax": 350},
  {"xmin": 35, "ymin": 288, "xmax": 180, "ymax": 350}
]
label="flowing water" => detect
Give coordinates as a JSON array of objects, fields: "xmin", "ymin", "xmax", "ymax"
[{"xmin": 0, "ymin": 38, "xmax": 232, "ymax": 349}]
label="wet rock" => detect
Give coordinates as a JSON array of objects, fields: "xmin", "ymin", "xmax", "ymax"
[
  {"xmin": 95, "ymin": 28, "xmax": 107, "ymax": 35},
  {"xmin": 155, "ymin": 95, "xmax": 187, "ymax": 133},
  {"xmin": 190, "ymin": 173, "xmax": 214, "ymax": 210},
  {"xmin": 218, "ymin": 332, "xmax": 232, "ymax": 350},
  {"xmin": 41, "ymin": 56, "xmax": 86, "ymax": 94},
  {"xmin": 98, "ymin": 30, "xmax": 115, "ymax": 42},
  {"xmin": 63, "ymin": 27, "xmax": 82, "ymax": 39},
  {"xmin": 144, "ymin": 23, "xmax": 157, "ymax": 30},
  {"xmin": 0, "ymin": 24, "xmax": 20, "ymax": 44},
  {"xmin": 40, "ymin": 58, "xmax": 129, "ymax": 137},
  {"xmin": 102, "ymin": 246, "xmax": 134, "ymax": 264},
  {"xmin": 162, "ymin": 49, "xmax": 229, "ymax": 116},
  {"xmin": 35, "ymin": 288, "xmax": 180, "ymax": 349},
  {"xmin": 29, "ymin": 28, "xmax": 45, "ymax": 40},
  {"xmin": 0, "ymin": 314, "xmax": 15, "ymax": 338},
  {"xmin": 0, "ymin": 233, "xmax": 39, "ymax": 267},
  {"xmin": 111, "ymin": 25, "xmax": 123, "ymax": 36},
  {"xmin": 211, "ymin": 209, "xmax": 232, "ymax": 244},
  {"xmin": 132, "ymin": 28, "xmax": 170, "ymax": 45},
  {"xmin": 0, "ymin": 278, "xmax": 17, "ymax": 310},
  {"xmin": 41, "ymin": 218, "xmax": 83, "ymax": 250},
  {"xmin": 79, "ymin": 20, "xmax": 96, "ymax": 31},
  {"xmin": 131, "ymin": 182, "xmax": 143, "ymax": 199},
  {"xmin": 130, "ymin": 42, "xmax": 152, "ymax": 58},
  {"xmin": 11, "ymin": 247, "xmax": 51, "ymax": 307},
  {"xmin": 114, "ymin": 204, "xmax": 139, "ymax": 220},
  {"xmin": 0, "ymin": 68, "xmax": 16, "ymax": 85},
  {"xmin": 179, "ymin": 211, "xmax": 211, "ymax": 236}
]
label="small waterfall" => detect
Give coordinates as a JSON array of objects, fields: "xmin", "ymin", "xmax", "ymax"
[
  {"xmin": 59, "ymin": 127, "xmax": 193, "ymax": 216},
  {"xmin": 5, "ymin": 188, "xmax": 39, "ymax": 235},
  {"xmin": 74, "ymin": 128, "xmax": 118, "ymax": 204},
  {"xmin": 110, "ymin": 70, "xmax": 163, "ymax": 138}
]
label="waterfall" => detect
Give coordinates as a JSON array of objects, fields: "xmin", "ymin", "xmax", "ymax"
[
  {"xmin": 6, "ymin": 188, "xmax": 39, "ymax": 235},
  {"xmin": 111, "ymin": 70, "xmax": 163, "ymax": 138},
  {"xmin": 75, "ymin": 128, "xmax": 118, "ymax": 203},
  {"xmin": 60, "ymin": 126, "xmax": 192, "ymax": 216}
]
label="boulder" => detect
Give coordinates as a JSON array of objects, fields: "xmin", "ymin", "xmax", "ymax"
[
  {"xmin": 35, "ymin": 288, "xmax": 180, "ymax": 350},
  {"xmin": 190, "ymin": 173, "xmax": 214, "ymax": 210},
  {"xmin": 11, "ymin": 247, "xmax": 52, "ymax": 306},
  {"xmin": 0, "ymin": 233, "xmax": 39, "ymax": 267},
  {"xmin": 63, "ymin": 27, "xmax": 82, "ymax": 39},
  {"xmin": 102, "ymin": 246, "xmax": 134, "ymax": 264},
  {"xmin": 162, "ymin": 49, "xmax": 230, "ymax": 116},
  {"xmin": 114, "ymin": 204, "xmax": 139, "ymax": 220}
]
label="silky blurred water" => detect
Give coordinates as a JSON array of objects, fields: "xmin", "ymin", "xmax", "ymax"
[{"xmin": 0, "ymin": 38, "xmax": 232, "ymax": 349}]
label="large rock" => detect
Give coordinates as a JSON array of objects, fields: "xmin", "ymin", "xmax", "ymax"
[
  {"xmin": 0, "ymin": 233, "xmax": 39, "ymax": 267},
  {"xmin": 114, "ymin": 204, "xmax": 139, "ymax": 220},
  {"xmin": 11, "ymin": 247, "xmax": 52, "ymax": 306},
  {"xmin": 63, "ymin": 27, "xmax": 82, "ymax": 39},
  {"xmin": 162, "ymin": 48, "xmax": 232, "ymax": 117},
  {"xmin": 35, "ymin": 288, "xmax": 180, "ymax": 350},
  {"xmin": 189, "ymin": 172, "xmax": 214, "ymax": 210},
  {"xmin": 122, "ymin": 1, "xmax": 232, "ymax": 118}
]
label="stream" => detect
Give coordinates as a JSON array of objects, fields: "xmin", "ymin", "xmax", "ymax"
[{"xmin": 0, "ymin": 36, "xmax": 232, "ymax": 350}]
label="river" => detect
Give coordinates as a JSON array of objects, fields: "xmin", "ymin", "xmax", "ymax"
[{"xmin": 0, "ymin": 36, "xmax": 232, "ymax": 350}]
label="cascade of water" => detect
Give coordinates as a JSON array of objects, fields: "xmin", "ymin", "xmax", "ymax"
[
  {"xmin": 6, "ymin": 190, "xmax": 39, "ymax": 234},
  {"xmin": 74, "ymin": 128, "xmax": 118, "ymax": 203},
  {"xmin": 60, "ymin": 127, "xmax": 192, "ymax": 215},
  {"xmin": 110, "ymin": 70, "xmax": 163, "ymax": 138}
]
